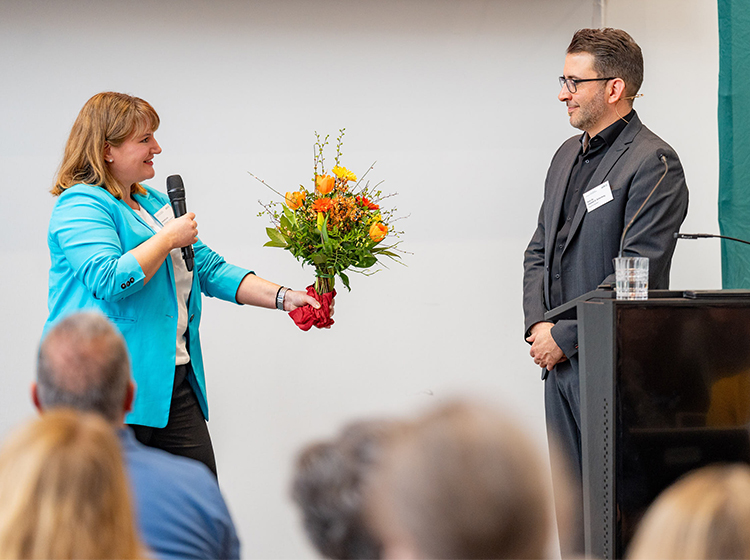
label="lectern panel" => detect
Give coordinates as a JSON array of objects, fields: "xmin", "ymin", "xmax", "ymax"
[{"xmin": 615, "ymin": 304, "xmax": 750, "ymax": 555}]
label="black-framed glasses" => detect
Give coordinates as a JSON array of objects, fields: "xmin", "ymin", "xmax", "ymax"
[{"xmin": 559, "ymin": 76, "xmax": 616, "ymax": 93}]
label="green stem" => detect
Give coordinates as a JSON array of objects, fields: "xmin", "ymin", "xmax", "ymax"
[{"xmin": 315, "ymin": 269, "xmax": 335, "ymax": 294}]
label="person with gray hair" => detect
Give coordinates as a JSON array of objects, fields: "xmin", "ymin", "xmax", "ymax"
[
  {"xmin": 36, "ymin": 310, "xmax": 131, "ymax": 423},
  {"xmin": 291, "ymin": 419, "xmax": 401, "ymax": 559},
  {"xmin": 33, "ymin": 311, "xmax": 241, "ymax": 560}
]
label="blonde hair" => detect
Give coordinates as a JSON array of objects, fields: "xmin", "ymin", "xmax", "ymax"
[
  {"xmin": 52, "ymin": 92, "xmax": 159, "ymax": 198},
  {"xmin": 627, "ymin": 463, "xmax": 750, "ymax": 560},
  {"xmin": 0, "ymin": 409, "xmax": 144, "ymax": 559},
  {"xmin": 367, "ymin": 400, "xmax": 552, "ymax": 559}
]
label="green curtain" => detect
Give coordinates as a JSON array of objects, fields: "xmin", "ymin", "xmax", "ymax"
[{"xmin": 719, "ymin": 0, "xmax": 750, "ymax": 287}]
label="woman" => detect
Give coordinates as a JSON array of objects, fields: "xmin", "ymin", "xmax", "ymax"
[
  {"xmin": 0, "ymin": 409, "xmax": 144, "ymax": 559},
  {"xmin": 45, "ymin": 92, "xmax": 326, "ymax": 475},
  {"xmin": 627, "ymin": 463, "xmax": 750, "ymax": 559}
]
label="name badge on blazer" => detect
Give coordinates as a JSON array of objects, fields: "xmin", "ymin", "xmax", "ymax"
[
  {"xmin": 154, "ymin": 204, "xmax": 174, "ymax": 225},
  {"xmin": 583, "ymin": 181, "xmax": 614, "ymax": 212}
]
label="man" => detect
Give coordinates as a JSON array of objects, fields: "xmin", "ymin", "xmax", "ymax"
[
  {"xmin": 523, "ymin": 28, "xmax": 689, "ymax": 552},
  {"xmin": 33, "ymin": 312, "xmax": 241, "ymax": 560}
]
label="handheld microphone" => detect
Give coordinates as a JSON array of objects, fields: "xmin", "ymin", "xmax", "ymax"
[
  {"xmin": 618, "ymin": 152, "xmax": 669, "ymax": 257},
  {"xmin": 166, "ymin": 174, "xmax": 194, "ymax": 271}
]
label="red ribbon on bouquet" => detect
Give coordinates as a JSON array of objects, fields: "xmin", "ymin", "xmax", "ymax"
[{"xmin": 289, "ymin": 285, "xmax": 336, "ymax": 330}]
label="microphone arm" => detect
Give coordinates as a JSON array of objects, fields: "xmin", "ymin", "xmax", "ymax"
[{"xmin": 674, "ymin": 232, "xmax": 750, "ymax": 246}]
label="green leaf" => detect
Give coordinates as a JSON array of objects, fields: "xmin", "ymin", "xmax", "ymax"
[
  {"xmin": 340, "ymin": 270, "xmax": 351, "ymax": 291},
  {"xmin": 264, "ymin": 239, "xmax": 287, "ymax": 248},
  {"xmin": 375, "ymin": 249, "xmax": 400, "ymax": 259},
  {"xmin": 283, "ymin": 205, "xmax": 297, "ymax": 227},
  {"xmin": 266, "ymin": 227, "xmax": 288, "ymax": 246},
  {"xmin": 355, "ymin": 255, "xmax": 378, "ymax": 268},
  {"xmin": 320, "ymin": 215, "xmax": 330, "ymax": 248}
]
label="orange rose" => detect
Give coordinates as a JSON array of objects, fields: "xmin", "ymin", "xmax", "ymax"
[
  {"xmin": 285, "ymin": 191, "xmax": 306, "ymax": 210},
  {"xmin": 369, "ymin": 222, "xmax": 388, "ymax": 243},
  {"xmin": 312, "ymin": 198, "xmax": 333, "ymax": 212},
  {"xmin": 316, "ymin": 175, "xmax": 335, "ymax": 195}
]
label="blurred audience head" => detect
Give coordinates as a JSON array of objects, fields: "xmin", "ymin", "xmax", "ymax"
[
  {"xmin": 35, "ymin": 312, "xmax": 133, "ymax": 424},
  {"xmin": 627, "ymin": 463, "xmax": 750, "ymax": 560},
  {"xmin": 292, "ymin": 419, "xmax": 401, "ymax": 559},
  {"xmin": 366, "ymin": 400, "xmax": 553, "ymax": 560},
  {"xmin": 0, "ymin": 409, "xmax": 143, "ymax": 559}
]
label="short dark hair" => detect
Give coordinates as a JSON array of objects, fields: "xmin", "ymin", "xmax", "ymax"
[
  {"xmin": 291, "ymin": 420, "xmax": 398, "ymax": 559},
  {"xmin": 568, "ymin": 28, "xmax": 643, "ymax": 100},
  {"xmin": 37, "ymin": 312, "xmax": 131, "ymax": 423}
]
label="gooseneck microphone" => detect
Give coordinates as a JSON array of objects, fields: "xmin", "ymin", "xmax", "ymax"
[
  {"xmin": 618, "ymin": 153, "xmax": 669, "ymax": 257},
  {"xmin": 674, "ymin": 232, "xmax": 750, "ymax": 246},
  {"xmin": 166, "ymin": 174, "xmax": 194, "ymax": 271}
]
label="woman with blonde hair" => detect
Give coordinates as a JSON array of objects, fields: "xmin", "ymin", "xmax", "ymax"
[
  {"xmin": 0, "ymin": 409, "xmax": 144, "ymax": 559},
  {"xmin": 45, "ymin": 91, "xmax": 328, "ymax": 475},
  {"xmin": 627, "ymin": 463, "xmax": 750, "ymax": 559}
]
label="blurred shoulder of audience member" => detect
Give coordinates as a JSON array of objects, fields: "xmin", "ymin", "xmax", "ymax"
[
  {"xmin": 0, "ymin": 409, "xmax": 144, "ymax": 559},
  {"xmin": 292, "ymin": 419, "xmax": 401, "ymax": 559},
  {"xmin": 366, "ymin": 400, "xmax": 554, "ymax": 559},
  {"xmin": 627, "ymin": 463, "xmax": 750, "ymax": 560}
]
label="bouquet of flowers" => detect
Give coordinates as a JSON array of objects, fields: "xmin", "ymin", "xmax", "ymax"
[{"xmin": 253, "ymin": 130, "xmax": 403, "ymax": 326}]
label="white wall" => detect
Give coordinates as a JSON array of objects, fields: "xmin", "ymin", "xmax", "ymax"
[{"xmin": 0, "ymin": 1, "xmax": 719, "ymax": 558}]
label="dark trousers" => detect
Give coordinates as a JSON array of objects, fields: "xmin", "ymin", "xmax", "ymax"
[
  {"xmin": 129, "ymin": 363, "xmax": 217, "ymax": 478},
  {"xmin": 544, "ymin": 356, "xmax": 585, "ymax": 556}
]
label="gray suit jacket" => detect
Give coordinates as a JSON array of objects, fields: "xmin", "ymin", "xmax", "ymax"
[{"xmin": 523, "ymin": 112, "xmax": 689, "ymax": 358}]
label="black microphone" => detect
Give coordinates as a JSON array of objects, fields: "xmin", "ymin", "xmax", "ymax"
[
  {"xmin": 618, "ymin": 152, "xmax": 669, "ymax": 257},
  {"xmin": 674, "ymin": 232, "xmax": 750, "ymax": 246},
  {"xmin": 166, "ymin": 174, "xmax": 194, "ymax": 271}
]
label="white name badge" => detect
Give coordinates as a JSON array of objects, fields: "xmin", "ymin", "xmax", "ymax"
[
  {"xmin": 583, "ymin": 181, "xmax": 614, "ymax": 212},
  {"xmin": 154, "ymin": 204, "xmax": 174, "ymax": 225}
]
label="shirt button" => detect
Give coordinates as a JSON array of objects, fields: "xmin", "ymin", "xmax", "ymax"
[
  {"xmin": 555, "ymin": 274, "xmax": 560, "ymax": 279},
  {"xmin": 558, "ymin": 244, "xmax": 563, "ymax": 249},
  {"xmin": 121, "ymin": 283, "xmax": 126, "ymax": 289},
  {"xmin": 584, "ymin": 159, "xmax": 589, "ymax": 164},
  {"xmin": 567, "ymin": 217, "xmax": 572, "ymax": 222}
]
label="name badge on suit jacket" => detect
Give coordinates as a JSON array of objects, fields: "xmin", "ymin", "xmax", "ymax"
[{"xmin": 583, "ymin": 180, "xmax": 614, "ymax": 212}]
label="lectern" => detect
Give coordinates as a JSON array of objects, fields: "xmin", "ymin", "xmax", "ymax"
[{"xmin": 549, "ymin": 290, "xmax": 750, "ymax": 559}]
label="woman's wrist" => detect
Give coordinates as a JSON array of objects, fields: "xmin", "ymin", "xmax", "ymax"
[{"xmin": 275, "ymin": 286, "xmax": 289, "ymax": 311}]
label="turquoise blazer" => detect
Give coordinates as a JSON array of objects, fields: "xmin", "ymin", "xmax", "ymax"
[{"xmin": 45, "ymin": 184, "xmax": 251, "ymax": 427}]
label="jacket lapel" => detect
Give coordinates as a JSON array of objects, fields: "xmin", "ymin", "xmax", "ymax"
[
  {"xmin": 545, "ymin": 140, "xmax": 580, "ymax": 258},
  {"xmin": 565, "ymin": 114, "xmax": 643, "ymax": 249}
]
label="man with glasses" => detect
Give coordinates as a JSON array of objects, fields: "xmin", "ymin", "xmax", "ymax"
[{"xmin": 522, "ymin": 28, "xmax": 688, "ymax": 554}]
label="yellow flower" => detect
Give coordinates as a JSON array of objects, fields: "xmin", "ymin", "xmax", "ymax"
[{"xmin": 332, "ymin": 166, "xmax": 357, "ymax": 182}]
